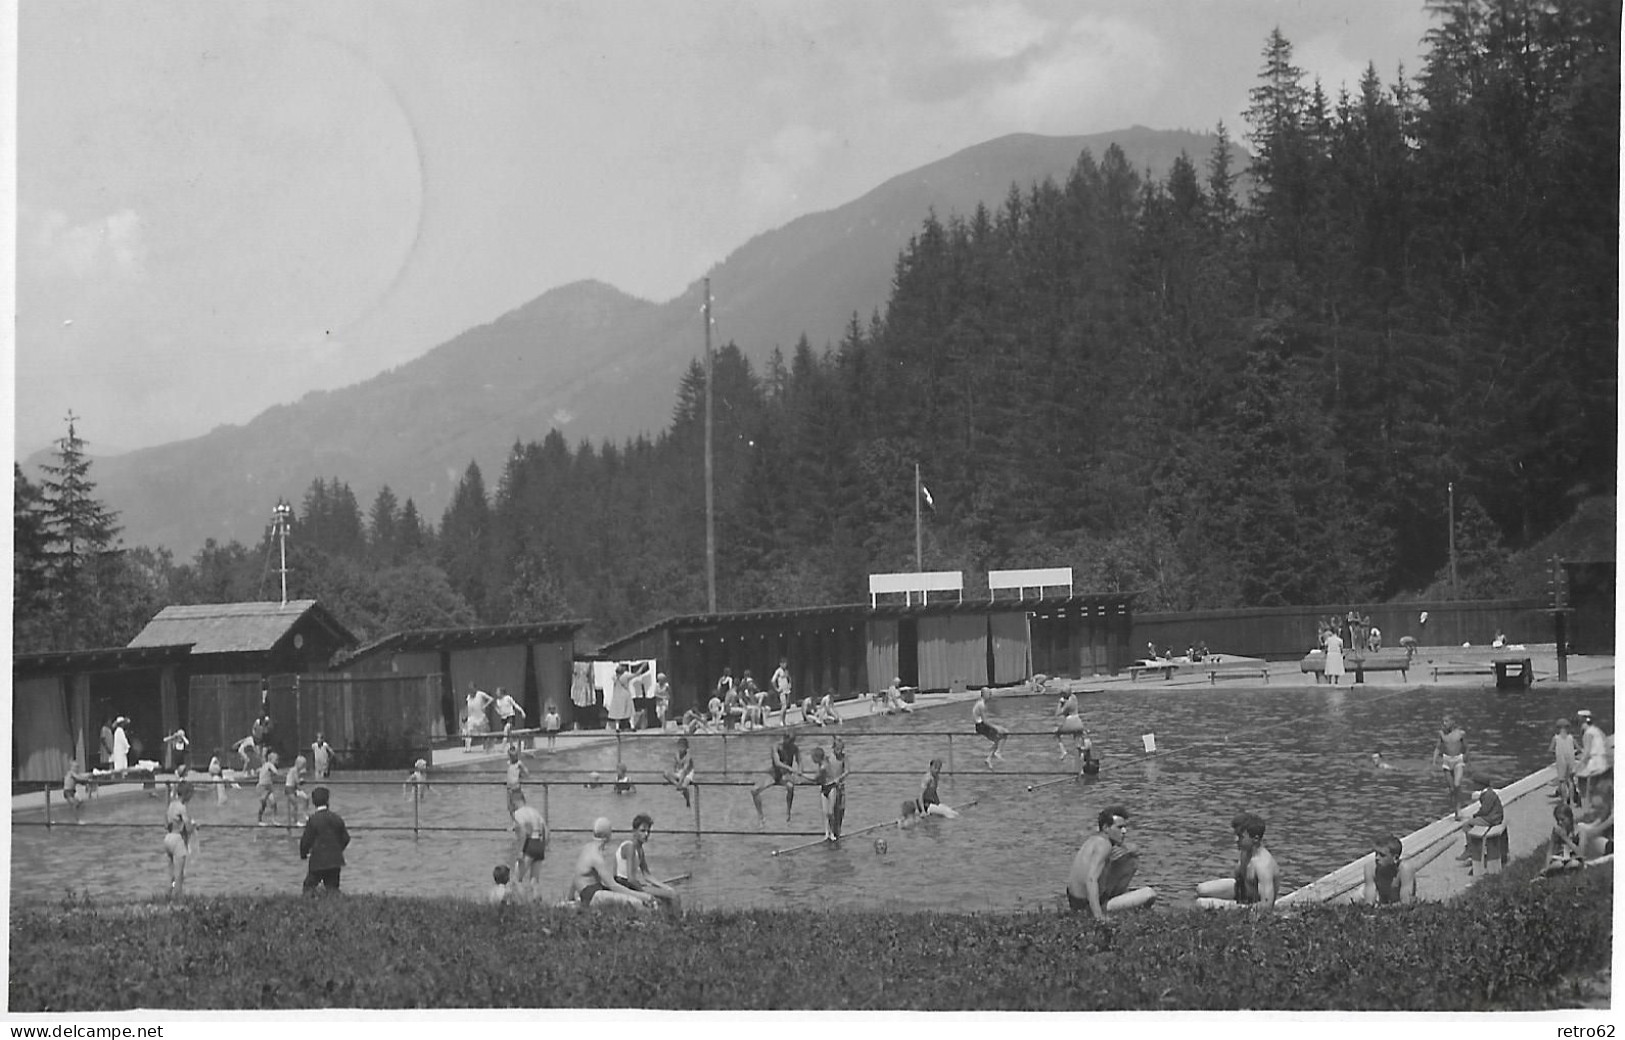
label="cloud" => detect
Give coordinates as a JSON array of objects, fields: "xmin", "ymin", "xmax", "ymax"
[
  {"xmin": 22, "ymin": 206, "xmax": 147, "ymax": 280},
  {"xmin": 737, "ymin": 123, "xmax": 840, "ymax": 226},
  {"xmin": 980, "ymin": 14, "xmax": 1170, "ymax": 132},
  {"xmin": 943, "ymin": 2, "xmax": 1051, "ymax": 61}
]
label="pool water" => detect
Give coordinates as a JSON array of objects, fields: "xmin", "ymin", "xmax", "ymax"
[{"xmin": 11, "ymin": 683, "xmax": 1605, "ymax": 912}]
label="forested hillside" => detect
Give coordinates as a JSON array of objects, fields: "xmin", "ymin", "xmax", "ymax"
[{"xmin": 15, "ymin": 3, "xmax": 1617, "ymax": 652}]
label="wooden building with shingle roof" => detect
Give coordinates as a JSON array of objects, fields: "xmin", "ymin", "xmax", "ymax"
[{"xmin": 127, "ymin": 599, "xmax": 356, "ymax": 675}]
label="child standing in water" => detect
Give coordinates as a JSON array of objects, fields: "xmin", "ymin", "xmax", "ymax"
[
  {"xmin": 208, "ymin": 754, "xmax": 228, "ymax": 805},
  {"xmin": 505, "ymin": 744, "xmax": 531, "ymax": 814},
  {"xmin": 284, "ymin": 755, "xmax": 310, "ymax": 826},
  {"xmin": 403, "ymin": 758, "xmax": 433, "ymax": 802},
  {"xmin": 255, "ymin": 752, "xmax": 281, "ymax": 826}
]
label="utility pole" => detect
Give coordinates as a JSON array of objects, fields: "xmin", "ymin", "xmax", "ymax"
[
  {"xmin": 271, "ymin": 499, "xmax": 293, "ymax": 605},
  {"xmin": 704, "ymin": 277, "xmax": 717, "ymax": 614},
  {"xmin": 1447, "ymin": 481, "xmax": 1457, "ymax": 599},
  {"xmin": 915, "ymin": 461, "xmax": 923, "ymax": 572}
]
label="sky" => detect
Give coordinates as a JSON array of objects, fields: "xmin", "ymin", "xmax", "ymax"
[{"xmin": 11, "ymin": 0, "xmax": 1432, "ymax": 458}]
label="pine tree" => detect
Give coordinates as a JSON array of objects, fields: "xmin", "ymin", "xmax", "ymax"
[{"xmin": 37, "ymin": 414, "xmax": 123, "ymax": 647}]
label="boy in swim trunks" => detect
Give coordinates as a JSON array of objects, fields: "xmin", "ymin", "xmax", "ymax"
[
  {"xmin": 255, "ymin": 752, "xmax": 281, "ymax": 825},
  {"xmin": 663, "ymin": 738, "xmax": 696, "ymax": 807},
  {"xmin": 511, "ymin": 802, "xmax": 549, "ymax": 900},
  {"xmin": 504, "ymin": 744, "xmax": 531, "ymax": 815},
  {"xmin": 1362, "ymin": 834, "xmax": 1416, "ymax": 904},
  {"xmin": 972, "ymin": 688, "xmax": 1008, "ymax": 768},
  {"xmin": 809, "ymin": 747, "xmax": 841, "ymax": 841},
  {"xmin": 750, "ymin": 733, "xmax": 805, "ymax": 830},
  {"xmin": 284, "ymin": 755, "xmax": 310, "ymax": 826},
  {"xmin": 1433, "ymin": 716, "xmax": 1469, "ymax": 814}
]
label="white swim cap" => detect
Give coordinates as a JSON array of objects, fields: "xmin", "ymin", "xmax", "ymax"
[{"xmin": 592, "ymin": 817, "xmax": 613, "ymax": 838}]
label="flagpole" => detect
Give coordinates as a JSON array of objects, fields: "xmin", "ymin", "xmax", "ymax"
[{"xmin": 915, "ymin": 462, "xmax": 922, "ymax": 572}]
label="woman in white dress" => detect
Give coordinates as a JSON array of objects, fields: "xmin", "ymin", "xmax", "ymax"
[{"xmin": 1324, "ymin": 629, "xmax": 1345, "ymax": 685}]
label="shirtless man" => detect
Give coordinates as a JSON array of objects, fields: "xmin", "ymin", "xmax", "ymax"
[
  {"xmin": 1363, "ymin": 834, "xmax": 1416, "ymax": 904},
  {"xmin": 914, "ymin": 758, "xmax": 959, "ymax": 819},
  {"xmin": 1067, "ymin": 805, "xmax": 1145, "ymax": 921},
  {"xmin": 1197, "ymin": 812, "xmax": 1278, "ymax": 909},
  {"xmin": 771, "ymin": 658, "xmax": 793, "ymax": 728},
  {"xmin": 750, "ymin": 733, "xmax": 805, "ymax": 829},
  {"xmin": 830, "ymin": 735, "xmax": 850, "ymax": 839},
  {"xmin": 504, "ymin": 743, "xmax": 531, "ymax": 815},
  {"xmin": 511, "ymin": 802, "xmax": 549, "ymax": 900},
  {"xmin": 972, "ymin": 688, "xmax": 1009, "ymax": 768},
  {"xmin": 615, "ymin": 813, "xmax": 680, "ymax": 910},
  {"xmin": 571, "ymin": 817, "xmax": 655, "ymax": 909},
  {"xmin": 1433, "ymin": 715, "xmax": 1470, "ymax": 814},
  {"xmin": 663, "ymin": 737, "xmax": 696, "ymax": 808},
  {"xmin": 1054, "ymin": 691, "xmax": 1085, "ymax": 757},
  {"xmin": 809, "ymin": 747, "xmax": 842, "ymax": 840}
]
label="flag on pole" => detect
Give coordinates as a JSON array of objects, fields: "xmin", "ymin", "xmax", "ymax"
[{"xmin": 920, "ymin": 484, "xmax": 935, "ymax": 511}]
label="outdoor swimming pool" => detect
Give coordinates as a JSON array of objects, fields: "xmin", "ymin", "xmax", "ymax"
[{"xmin": 11, "ymin": 682, "xmax": 1605, "ymax": 911}]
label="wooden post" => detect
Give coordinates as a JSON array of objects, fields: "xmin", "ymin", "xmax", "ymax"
[
  {"xmin": 413, "ymin": 783, "xmax": 420, "ymax": 836},
  {"xmin": 543, "ymin": 781, "xmax": 551, "ymax": 825},
  {"xmin": 947, "ymin": 733, "xmax": 955, "ymax": 777},
  {"xmin": 721, "ymin": 733, "xmax": 729, "ymax": 777},
  {"xmin": 44, "ymin": 786, "xmax": 52, "ymax": 829},
  {"xmin": 693, "ymin": 782, "xmax": 702, "ymax": 838}
]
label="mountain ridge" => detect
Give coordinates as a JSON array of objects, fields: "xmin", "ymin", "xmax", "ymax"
[{"xmin": 40, "ymin": 127, "xmax": 1235, "ymax": 554}]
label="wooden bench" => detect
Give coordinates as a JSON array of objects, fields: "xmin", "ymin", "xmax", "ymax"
[
  {"xmin": 1431, "ymin": 663, "xmax": 1494, "ymax": 681},
  {"xmin": 1208, "ymin": 666, "xmax": 1270, "ymax": 684},
  {"xmin": 1301, "ymin": 652, "xmax": 1411, "ymax": 683},
  {"xmin": 1129, "ymin": 663, "xmax": 1178, "ymax": 681}
]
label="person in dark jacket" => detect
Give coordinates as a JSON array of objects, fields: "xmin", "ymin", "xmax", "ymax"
[{"xmin": 299, "ymin": 786, "xmax": 350, "ymax": 893}]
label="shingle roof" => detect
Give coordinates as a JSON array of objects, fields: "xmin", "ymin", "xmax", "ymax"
[
  {"xmin": 339, "ymin": 620, "xmax": 590, "ymax": 666},
  {"xmin": 127, "ymin": 600, "xmax": 356, "ymax": 655}
]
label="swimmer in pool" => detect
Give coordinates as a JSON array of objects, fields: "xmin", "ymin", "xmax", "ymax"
[
  {"xmin": 809, "ymin": 747, "xmax": 841, "ymax": 841},
  {"xmin": 505, "ymin": 744, "xmax": 531, "ymax": 814},
  {"xmin": 972, "ymin": 688, "xmax": 1009, "ymax": 768},
  {"xmin": 254, "ymin": 752, "xmax": 281, "ymax": 826},
  {"xmin": 663, "ymin": 738, "xmax": 696, "ymax": 808},
  {"xmin": 1054, "ymin": 691, "xmax": 1083, "ymax": 755},
  {"xmin": 284, "ymin": 755, "xmax": 310, "ymax": 826},
  {"xmin": 750, "ymin": 733, "xmax": 806, "ymax": 830},
  {"xmin": 404, "ymin": 758, "xmax": 433, "ymax": 802},
  {"xmin": 1067, "ymin": 805, "xmax": 1146, "ymax": 921},
  {"xmin": 571, "ymin": 817, "xmax": 655, "ymax": 909},
  {"xmin": 164, "ymin": 794, "xmax": 195, "ymax": 900},
  {"xmin": 914, "ymin": 758, "xmax": 959, "ymax": 819}
]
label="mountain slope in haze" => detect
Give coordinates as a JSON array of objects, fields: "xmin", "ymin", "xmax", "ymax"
[{"xmin": 61, "ymin": 128, "xmax": 1231, "ymax": 555}]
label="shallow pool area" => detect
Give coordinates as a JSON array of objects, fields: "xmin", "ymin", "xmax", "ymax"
[{"xmin": 11, "ymin": 682, "xmax": 1606, "ymax": 911}]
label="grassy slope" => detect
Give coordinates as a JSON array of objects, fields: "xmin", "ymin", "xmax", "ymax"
[{"xmin": 9, "ymin": 851, "xmax": 1611, "ymax": 1011}]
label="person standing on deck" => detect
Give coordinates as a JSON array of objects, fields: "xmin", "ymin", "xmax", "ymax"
[
  {"xmin": 772, "ymin": 658, "xmax": 793, "ymax": 728},
  {"xmin": 1433, "ymin": 715, "xmax": 1470, "ymax": 814},
  {"xmin": 606, "ymin": 664, "xmax": 635, "ymax": 732},
  {"xmin": 1323, "ymin": 628, "xmax": 1345, "ymax": 685},
  {"xmin": 1576, "ymin": 710, "xmax": 1611, "ymax": 804}
]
